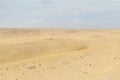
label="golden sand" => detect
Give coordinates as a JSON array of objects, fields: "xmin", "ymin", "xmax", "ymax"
[{"xmin": 0, "ymin": 28, "xmax": 120, "ymax": 80}]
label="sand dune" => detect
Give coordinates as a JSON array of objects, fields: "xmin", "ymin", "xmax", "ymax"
[{"xmin": 0, "ymin": 28, "xmax": 120, "ymax": 80}]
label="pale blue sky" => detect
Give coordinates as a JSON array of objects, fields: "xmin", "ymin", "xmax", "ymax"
[{"xmin": 0, "ymin": 0, "xmax": 120, "ymax": 29}]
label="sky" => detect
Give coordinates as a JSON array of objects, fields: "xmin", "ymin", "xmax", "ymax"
[{"xmin": 0, "ymin": 0, "xmax": 120, "ymax": 29}]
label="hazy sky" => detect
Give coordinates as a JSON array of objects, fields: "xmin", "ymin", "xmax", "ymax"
[{"xmin": 0, "ymin": 0, "xmax": 120, "ymax": 29}]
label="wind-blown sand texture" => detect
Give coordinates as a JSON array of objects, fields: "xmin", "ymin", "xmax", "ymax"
[{"xmin": 0, "ymin": 28, "xmax": 120, "ymax": 80}]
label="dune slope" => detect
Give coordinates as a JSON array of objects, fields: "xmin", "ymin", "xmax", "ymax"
[{"xmin": 0, "ymin": 28, "xmax": 120, "ymax": 80}]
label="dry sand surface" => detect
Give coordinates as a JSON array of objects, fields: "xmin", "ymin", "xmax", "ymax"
[{"xmin": 0, "ymin": 28, "xmax": 120, "ymax": 80}]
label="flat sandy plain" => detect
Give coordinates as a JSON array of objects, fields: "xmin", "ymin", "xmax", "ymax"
[{"xmin": 0, "ymin": 28, "xmax": 120, "ymax": 80}]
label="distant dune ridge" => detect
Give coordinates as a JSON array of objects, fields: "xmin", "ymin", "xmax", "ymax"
[{"xmin": 0, "ymin": 28, "xmax": 120, "ymax": 80}]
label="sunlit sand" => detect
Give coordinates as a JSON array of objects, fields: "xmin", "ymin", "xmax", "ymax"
[{"xmin": 0, "ymin": 28, "xmax": 120, "ymax": 80}]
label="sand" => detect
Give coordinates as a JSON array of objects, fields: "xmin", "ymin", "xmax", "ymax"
[{"xmin": 0, "ymin": 28, "xmax": 120, "ymax": 80}]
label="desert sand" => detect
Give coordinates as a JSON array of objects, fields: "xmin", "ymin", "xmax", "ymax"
[{"xmin": 0, "ymin": 28, "xmax": 120, "ymax": 80}]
